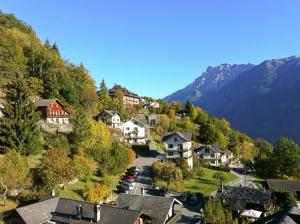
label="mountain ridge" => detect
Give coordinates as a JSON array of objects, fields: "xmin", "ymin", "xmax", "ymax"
[{"xmin": 165, "ymin": 55, "xmax": 300, "ymax": 144}]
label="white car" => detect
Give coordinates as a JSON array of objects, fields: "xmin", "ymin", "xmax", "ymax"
[{"xmin": 121, "ymin": 182, "xmax": 134, "ymax": 191}]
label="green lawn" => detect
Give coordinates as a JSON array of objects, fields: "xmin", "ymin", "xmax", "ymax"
[
  {"xmin": 0, "ymin": 199, "xmax": 17, "ymax": 213},
  {"xmin": 55, "ymin": 175, "xmax": 121, "ymax": 201},
  {"xmin": 184, "ymin": 168, "xmax": 238, "ymax": 196}
]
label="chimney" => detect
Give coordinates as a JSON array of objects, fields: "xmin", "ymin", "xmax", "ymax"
[
  {"xmin": 76, "ymin": 205, "xmax": 83, "ymax": 220},
  {"xmin": 221, "ymin": 181, "xmax": 224, "ymax": 193},
  {"xmin": 94, "ymin": 204, "xmax": 101, "ymax": 222},
  {"xmin": 141, "ymin": 187, "xmax": 145, "ymax": 196}
]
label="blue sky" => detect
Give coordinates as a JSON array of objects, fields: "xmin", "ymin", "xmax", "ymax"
[{"xmin": 1, "ymin": 0, "xmax": 300, "ymax": 98}]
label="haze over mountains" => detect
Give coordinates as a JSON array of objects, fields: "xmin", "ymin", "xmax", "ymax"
[{"xmin": 165, "ymin": 56, "xmax": 300, "ymax": 144}]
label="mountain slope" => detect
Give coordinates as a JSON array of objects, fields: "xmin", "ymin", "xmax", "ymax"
[
  {"xmin": 164, "ymin": 63, "xmax": 254, "ymax": 103},
  {"xmin": 203, "ymin": 56, "xmax": 300, "ymax": 144},
  {"xmin": 165, "ymin": 56, "xmax": 300, "ymax": 144}
]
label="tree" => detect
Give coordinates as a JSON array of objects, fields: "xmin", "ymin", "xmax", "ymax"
[
  {"xmin": 273, "ymin": 191, "xmax": 297, "ymax": 210},
  {"xmin": 0, "ymin": 73, "xmax": 42, "ymax": 155},
  {"xmin": 198, "ymin": 122, "xmax": 218, "ymax": 145},
  {"xmin": 98, "ymin": 79, "xmax": 111, "ymax": 111},
  {"xmin": 72, "ymin": 155, "xmax": 98, "ymax": 181},
  {"xmin": 254, "ymin": 139, "xmax": 273, "ymax": 160},
  {"xmin": 204, "ymin": 199, "xmax": 226, "ymax": 224},
  {"xmin": 68, "ymin": 109, "xmax": 92, "ymax": 147},
  {"xmin": 213, "ymin": 172, "xmax": 227, "ymax": 185},
  {"xmin": 38, "ymin": 148, "xmax": 76, "ymax": 189},
  {"xmin": 273, "ymin": 138, "xmax": 300, "ymax": 179},
  {"xmin": 0, "ymin": 150, "xmax": 31, "ymax": 205},
  {"xmin": 83, "ymin": 183, "xmax": 110, "ymax": 203},
  {"xmin": 195, "ymin": 110, "xmax": 209, "ymax": 125},
  {"xmin": 185, "ymin": 101, "xmax": 193, "ymax": 114},
  {"xmin": 195, "ymin": 167, "xmax": 205, "ymax": 180}
]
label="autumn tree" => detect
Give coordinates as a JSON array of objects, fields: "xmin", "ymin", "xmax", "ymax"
[
  {"xmin": 83, "ymin": 183, "xmax": 110, "ymax": 203},
  {"xmin": 0, "ymin": 73, "xmax": 42, "ymax": 155},
  {"xmin": 0, "ymin": 150, "xmax": 31, "ymax": 205},
  {"xmin": 38, "ymin": 148, "xmax": 76, "ymax": 189},
  {"xmin": 213, "ymin": 172, "xmax": 227, "ymax": 185},
  {"xmin": 72, "ymin": 155, "xmax": 98, "ymax": 181}
]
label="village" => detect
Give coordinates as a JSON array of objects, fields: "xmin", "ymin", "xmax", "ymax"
[{"xmin": 1, "ymin": 82, "xmax": 299, "ymax": 224}]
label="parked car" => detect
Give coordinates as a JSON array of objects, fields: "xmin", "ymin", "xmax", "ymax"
[
  {"xmin": 121, "ymin": 182, "xmax": 134, "ymax": 191},
  {"xmin": 179, "ymin": 193, "xmax": 188, "ymax": 203},
  {"xmin": 126, "ymin": 175, "xmax": 138, "ymax": 180},
  {"xmin": 128, "ymin": 166, "xmax": 141, "ymax": 172},
  {"xmin": 124, "ymin": 179, "xmax": 136, "ymax": 186},
  {"xmin": 187, "ymin": 195, "xmax": 199, "ymax": 206},
  {"xmin": 126, "ymin": 169, "xmax": 139, "ymax": 176}
]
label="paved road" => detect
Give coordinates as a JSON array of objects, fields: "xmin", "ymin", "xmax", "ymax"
[{"xmin": 230, "ymin": 169, "xmax": 259, "ymax": 188}]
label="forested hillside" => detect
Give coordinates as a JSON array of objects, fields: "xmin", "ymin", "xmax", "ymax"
[{"xmin": 0, "ymin": 12, "xmax": 99, "ymax": 116}]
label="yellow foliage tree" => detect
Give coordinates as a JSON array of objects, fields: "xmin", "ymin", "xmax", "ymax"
[
  {"xmin": 83, "ymin": 119, "xmax": 112, "ymax": 149},
  {"xmin": 83, "ymin": 183, "xmax": 110, "ymax": 203}
]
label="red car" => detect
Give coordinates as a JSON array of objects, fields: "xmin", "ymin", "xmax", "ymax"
[{"xmin": 126, "ymin": 175, "xmax": 138, "ymax": 180}]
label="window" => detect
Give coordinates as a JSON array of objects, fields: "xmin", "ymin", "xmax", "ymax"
[
  {"xmin": 168, "ymin": 144, "xmax": 173, "ymax": 148},
  {"xmin": 205, "ymin": 148, "xmax": 210, "ymax": 153},
  {"xmin": 126, "ymin": 127, "xmax": 130, "ymax": 131},
  {"xmin": 168, "ymin": 152, "xmax": 173, "ymax": 156},
  {"xmin": 174, "ymin": 138, "xmax": 177, "ymax": 142}
]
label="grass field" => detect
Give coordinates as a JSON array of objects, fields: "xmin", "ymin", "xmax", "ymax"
[
  {"xmin": 184, "ymin": 167, "xmax": 238, "ymax": 196},
  {"xmin": 0, "ymin": 199, "xmax": 17, "ymax": 213},
  {"xmin": 54, "ymin": 175, "xmax": 121, "ymax": 201}
]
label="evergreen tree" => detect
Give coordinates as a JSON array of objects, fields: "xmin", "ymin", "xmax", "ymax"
[
  {"xmin": 185, "ymin": 100, "xmax": 193, "ymax": 114},
  {"xmin": 0, "ymin": 73, "xmax": 42, "ymax": 155},
  {"xmin": 98, "ymin": 79, "xmax": 111, "ymax": 111},
  {"xmin": 68, "ymin": 109, "xmax": 92, "ymax": 147}
]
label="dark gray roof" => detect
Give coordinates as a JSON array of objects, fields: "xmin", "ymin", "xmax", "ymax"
[
  {"xmin": 194, "ymin": 144, "xmax": 221, "ymax": 154},
  {"xmin": 34, "ymin": 99, "xmax": 58, "ymax": 107},
  {"xmin": 266, "ymin": 179, "xmax": 300, "ymax": 194},
  {"xmin": 162, "ymin": 132, "xmax": 192, "ymax": 142},
  {"xmin": 116, "ymin": 194, "xmax": 180, "ymax": 224},
  {"xmin": 217, "ymin": 186, "xmax": 271, "ymax": 210},
  {"xmin": 109, "ymin": 85, "xmax": 140, "ymax": 99},
  {"xmin": 98, "ymin": 110, "xmax": 120, "ymax": 118},
  {"xmin": 16, "ymin": 197, "xmax": 59, "ymax": 224},
  {"xmin": 252, "ymin": 207, "xmax": 300, "ymax": 224},
  {"xmin": 15, "ymin": 197, "xmax": 143, "ymax": 224}
]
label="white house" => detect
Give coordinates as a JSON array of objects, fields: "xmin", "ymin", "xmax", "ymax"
[
  {"xmin": 123, "ymin": 118, "xmax": 147, "ymax": 145},
  {"xmin": 95, "ymin": 110, "xmax": 122, "ymax": 129},
  {"xmin": 195, "ymin": 145, "xmax": 234, "ymax": 167},
  {"xmin": 162, "ymin": 132, "xmax": 193, "ymax": 169}
]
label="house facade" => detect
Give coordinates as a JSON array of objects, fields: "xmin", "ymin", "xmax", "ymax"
[
  {"xmin": 195, "ymin": 145, "xmax": 233, "ymax": 167},
  {"xmin": 95, "ymin": 110, "xmax": 122, "ymax": 129},
  {"xmin": 123, "ymin": 118, "xmax": 147, "ymax": 144},
  {"xmin": 35, "ymin": 99, "xmax": 70, "ymax": 124},
  {"xmin": 109, "ymin": 85, "xmax": 140, "ymax": 106},
  {"xmin": 162, "ymin": 132, "xmax": 193, "ymax": 169}
]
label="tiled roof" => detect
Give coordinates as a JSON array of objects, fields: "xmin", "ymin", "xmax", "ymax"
[
  {"xmin": 34, "ymin": 99, "xmax": 58, "ymax": 107},
  {"xmin": 109, "ymin": 85, "xmax": 140, "ymax": 98},
  {"xmin": 266, "ymin": 179, "xmax": 300, "ymax": 194},
  {"xmin": 162, "ymin": 132, "xmax": 192, "ymax": 142},
  {"xmin": 217, "ymin": 186, "xmax": 271, "ymax": 210},
  {"xmin": 116, "ymin": 194, "xmax": 180, "ymax": 224},
  {"xmin": 252, "ymin": 207, "xmax": 300, "ymax": 224},
  {"xmin": 15, "ymin": 197, "xmax": 143, "ymax": 224}
]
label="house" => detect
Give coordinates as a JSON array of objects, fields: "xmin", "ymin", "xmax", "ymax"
[
  {"xmin": 35, "ymin": 99, "xmax": 70, "ymax": 124},
  {"xmin": 195, "ymin": 145, "xmax": 233, "ymax": 167},
  {"xmin": 162, "ymin": 132, "xmax": 193, "ymax": 169},
  {"xmin": 216, "ymin": 186, "xmax": 272, "ymax": 213},
  {"xmin": 95, "ymin": 110, "xmax": 122, "ymax": 129},
  {"xmin": 6, "ymin": 197, "xmax": 151, "ymax": 224},
  {"xmin": 123, "ymin": 118, "xmax": 147, "ymax": 145},
  {"xmin": 265, "ymin": 179, "xmax": 300, "ymax": 206},
  {"xmin": 252, "ymin": 207, "xmax": 300, "ymax": 224},
  {"xmin": 109, "ymin": 85, "xmax": 140, "ymax": 106},
  {"xmin": 116, "ymin": 194, "xmax": 182, "ymax": 224}
]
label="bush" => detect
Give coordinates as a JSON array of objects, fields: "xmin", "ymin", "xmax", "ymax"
[{"xmin": 83, "ymin": 183, "xmax": 110, "ymax": 203}]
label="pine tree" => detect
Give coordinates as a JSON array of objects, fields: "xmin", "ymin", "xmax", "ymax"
[
  {"xmin": 0, "ymin": 73, "xmax": 42, "ymax": 155},
  {"xmin": 98, "ymin": 79, "xmax": 111, "ymax": 111},
  {"xmin": 68, "ymin": 109, "xmax": 92, "ymax": 147}
]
